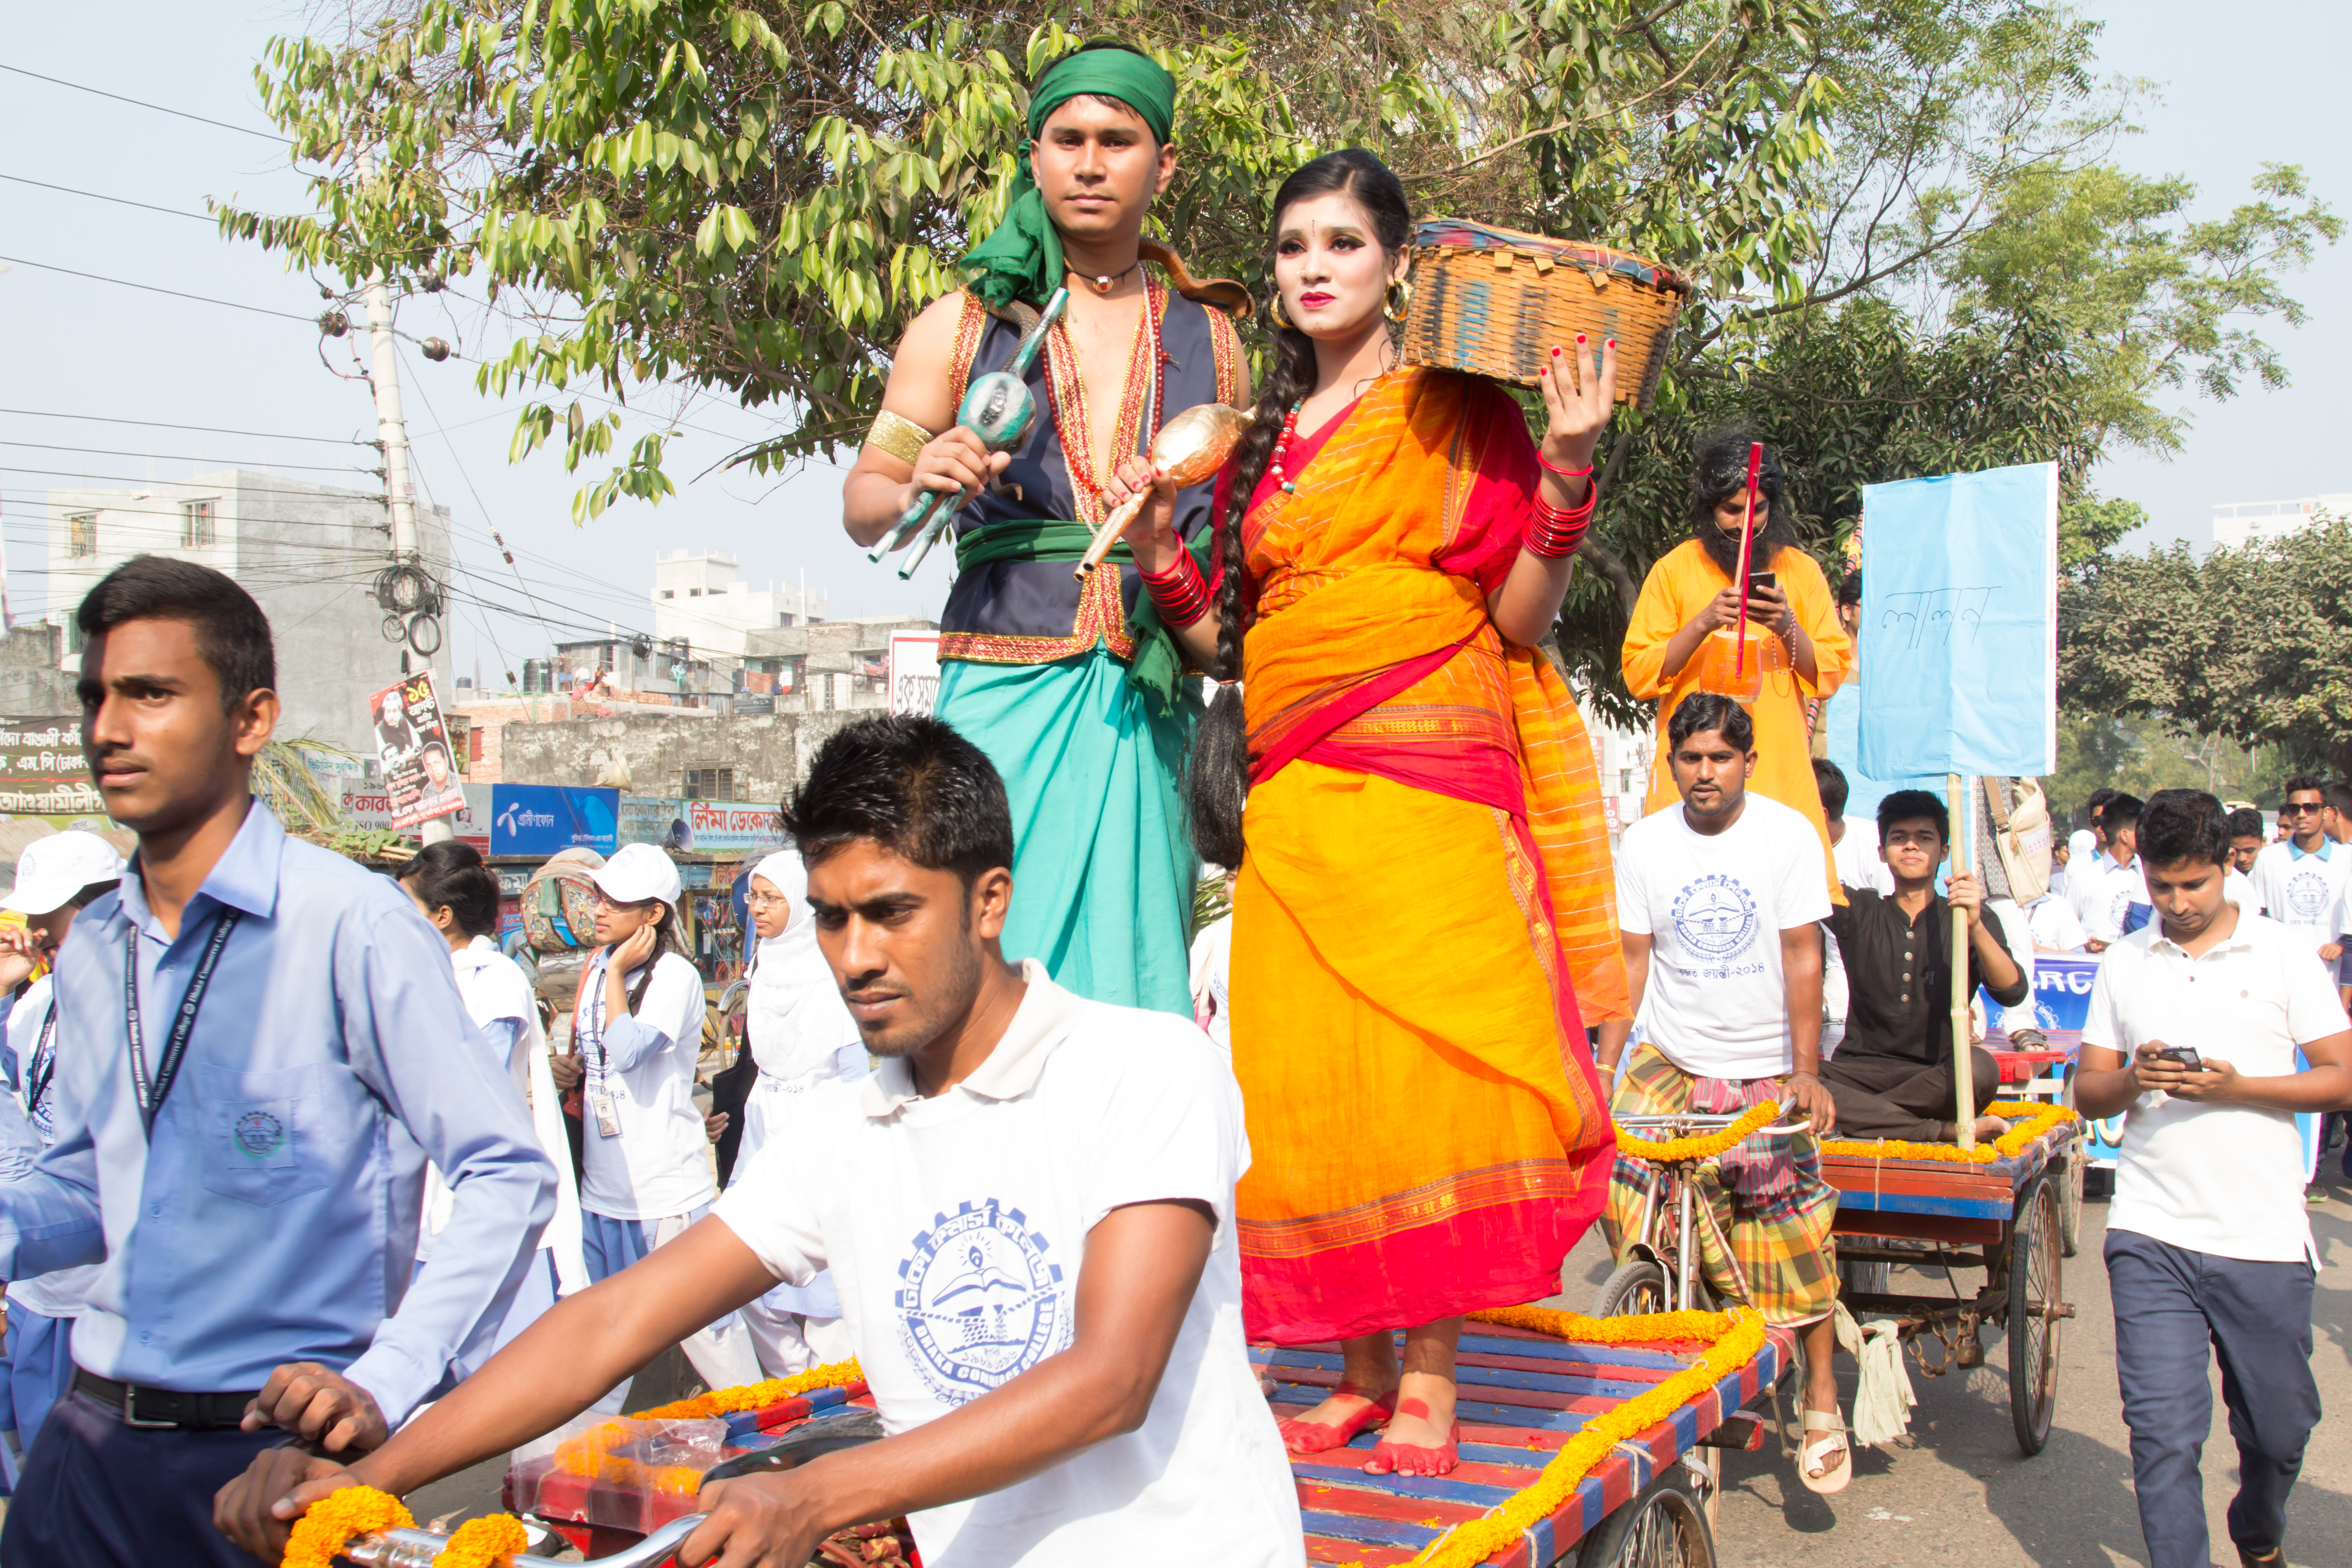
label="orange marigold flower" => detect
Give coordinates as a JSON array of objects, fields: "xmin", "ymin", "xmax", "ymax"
[
  {"xmin": 432, "ymin": 1513, "xmax": 531, "ymax": 1568},
  {"xmin": 281, "ymin": 1485, "xmax": 414, "ymax": 1568}
]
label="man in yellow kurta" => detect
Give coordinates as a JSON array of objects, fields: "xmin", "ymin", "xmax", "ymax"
[{"xmin": 1622, "ymin": 436, "xmax": 1850, "ymax": 892}]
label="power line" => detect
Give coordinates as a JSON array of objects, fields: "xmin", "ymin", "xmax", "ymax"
[
  {"xmin": 0, "ymin": 466, "xmax": 389, "ymax": 498},
  {"xmin": 0, "ymin": 255, "xmax": 317, "ymax": 322},
  {"xmin": 0, "ymin": 440, "xmax": 376, "ymax": 474},
  {"xmin": 0, "ymin": 62, "xmax": 281, "ymax": 142},
  {"xmin": 0, "ymin": 409, "xmax": 369, "ymax": 446},
  {"xmin": 0, "ymin": 174, "xmax": 210, "ymax": 222}
]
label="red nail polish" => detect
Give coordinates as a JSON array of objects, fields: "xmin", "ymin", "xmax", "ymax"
[
  {"xmin": 1607, "ymin": 338, "xmax": 1616, "ymax": 348},
  {"xmin": 1577, "ymin": 334, "xmax": 1587, "ymax": 343},
  {"xmin": 1551, "ymin": 346, "xmax": 1561, "ymax": 356}
]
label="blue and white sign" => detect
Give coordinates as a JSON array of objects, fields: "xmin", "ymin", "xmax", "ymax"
[
  {"xmin": 1858, "ymin": 461, "xmax": 2058, "ymax": 779},
  {"xmin": 488, "ymin": 784, "xmax": 620, "ymax": 857},
  {"xmin": 894, "ymin": 1198, "xmax": 1068, "ymax": 1405}
]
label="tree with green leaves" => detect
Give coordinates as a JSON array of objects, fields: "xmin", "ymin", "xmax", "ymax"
[
  {"xmin": 219, "ymin": 0, "xmax": 2335, "ymax": 719},
  {"xmin": 2059, "ymin": 516, "xmax": 2352, "ymax": 782}
]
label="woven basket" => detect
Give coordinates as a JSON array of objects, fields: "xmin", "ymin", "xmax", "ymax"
[{"xmin": 1399, "ymin": 220, "xmax": 1690, "ymax": 408}]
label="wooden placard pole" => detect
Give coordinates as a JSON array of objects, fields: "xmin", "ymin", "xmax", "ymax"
[{"xmin": 1949, "ymin": 772, "xmax": 1977, "ymax": 1150}]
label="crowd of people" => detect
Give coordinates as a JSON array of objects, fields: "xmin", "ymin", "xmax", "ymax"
[{"xmin": 0, "ymin": 35, "xmax": 2337, "ymax": 1568}]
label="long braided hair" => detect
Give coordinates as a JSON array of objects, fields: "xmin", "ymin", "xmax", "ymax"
[{"xmin": 1186, "ymin": 149, "xmax": 1414, "ymax": 869}]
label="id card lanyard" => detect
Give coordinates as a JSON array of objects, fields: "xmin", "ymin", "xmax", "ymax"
[
  {"xmin": 126, "ymin": 908, "xmax": 243, "ymax": 1137},
  {"xmin": 23, "ymin": 1001, "xmax": 59, "ymax": 1138},
  {"xmin": 582, "ymin": 948, "xmax": 621, "ymax": 1139}
]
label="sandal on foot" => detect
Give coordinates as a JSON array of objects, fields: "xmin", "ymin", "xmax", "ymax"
[
  {"xmin": 1278, "ymin": 1382, "xmax": 1396, "ymax": 1454},
  {"xmin": 1364, "ymin": 1418, "xmax": 1460, "ymax": 1478},
  {"xmin": 1798, "ymin": 1408, "xmax": 1852, "ymax": 1494}
]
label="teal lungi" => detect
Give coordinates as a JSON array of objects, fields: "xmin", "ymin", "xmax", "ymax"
[{"xmin": 936, "ymin": 647, "xmax": 1198, "ymax": 1014}]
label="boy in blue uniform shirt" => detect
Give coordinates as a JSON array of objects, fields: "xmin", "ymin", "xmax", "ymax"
[{"xmin": 0, "ymin": 556, "xmax": 554, "ymax": 1566}]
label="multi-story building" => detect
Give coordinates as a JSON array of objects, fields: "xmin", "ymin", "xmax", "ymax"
[
  {"xmin": 740, "ymin": 617, "xmax": 936, "ymax": 714},
  {"xmin": 651, "ymin": 550, "xmax": 829, "ymax": 658},
  {"xmin": 41, "ymin": 470, "xmax": 452, "ymax": 757},
  {"xmin": 2211, "ymin": 494, "xmax": 2352, "ymax": 550}
]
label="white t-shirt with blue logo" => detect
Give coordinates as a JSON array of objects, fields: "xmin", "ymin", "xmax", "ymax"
[
  {"xmin": 713, "ymin": 960, "xmax": 1303, "ymax": 1568},
  {"xmin": 1617, "ymin": 793, "xmax": 1834, "ymax": 1080},
  {"xmin": 2251, "ymin": 838, "xmax": 2351, "ymax": 944}
]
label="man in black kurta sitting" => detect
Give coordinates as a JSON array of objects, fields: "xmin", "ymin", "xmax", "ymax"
[{"xmin": 1818, "ymin": 789, "xmax": 2030, "ymax": 1144}]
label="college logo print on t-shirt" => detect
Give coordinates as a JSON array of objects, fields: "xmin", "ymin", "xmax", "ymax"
[
  {"xmin": 1671, "ymin": 873, "xmax": 1762, "ymax": 977},
  {"xmin": 2285, "ymin": 867, "xmax": 2333, "ymax": 925},
  {"xmin": 896, "ymin": 1198, "xmax": 1070, "ymax": 1404}
]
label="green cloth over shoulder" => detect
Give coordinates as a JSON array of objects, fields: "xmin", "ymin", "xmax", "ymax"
[
  {"xmin": 962, "ymin": 44, "xmax": 1177, "ymax": 310},
  {"xmin": 952, "ymin": 519, "xmax": 1210, "ymax": 719}
]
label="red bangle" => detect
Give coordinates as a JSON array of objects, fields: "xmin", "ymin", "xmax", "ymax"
[
  {"xmin": 1527, "ymin": 486, "xmax": 1597, "ymax": 559},
  {"xmin": 1140, "ymin": 551, "xmax": 1212, "ymax": 628},
  {"xmin": 1536, "ymin": 451, "xmax": 1595, "ymax": 481}
]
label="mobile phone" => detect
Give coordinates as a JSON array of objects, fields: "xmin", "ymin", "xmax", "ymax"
[
  {"xmin": 1748, "ymin": 570, "xmax": 1779, "ymax": 593},
  {"xmin": 2150, "ymin": 1045, "xmax": 2204, "ymax": 1071}
]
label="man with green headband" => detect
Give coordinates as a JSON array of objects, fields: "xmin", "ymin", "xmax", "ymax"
[{"xmin": 843, "ymin": 40, "xmax": 1250, "ymax": 1016}]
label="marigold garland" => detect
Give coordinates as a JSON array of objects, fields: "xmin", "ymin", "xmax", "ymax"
[
  {"xmin": 1384, "ymin": 1306, "xmax": 1772, "ymax": 1568},
  {"xmin": 628, "ymin": 1357, "xmax": 865, "ymax": 1421},
  {"xmin": 1613, "ymin": 1100, "xmax": 1781, "ymax": 1162},
  {"xmin": 280, "ymin": 1485, "xmax": 413, "ymax": 1568},
  {"xmin": 432, "ymin": 1513, "xmax": 531, "ymax": 1568},
  {"xmin": 1821, "ymin": 1099, "xmax": 2076, "ymax": 1164}
]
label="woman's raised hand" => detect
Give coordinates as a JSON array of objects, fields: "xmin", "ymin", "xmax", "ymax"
[{"xmin": 1536, "ymin": 334, "xmax": 1619, "ymax": 473}]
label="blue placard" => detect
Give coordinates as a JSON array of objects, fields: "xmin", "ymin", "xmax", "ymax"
[
  {"xmin": 1858, "ymin": 462, "xmax": 2058, "ymax": 779},
  {"xmin": 489, "ymin": 784, "xmax": 620, "ymax": 857}
]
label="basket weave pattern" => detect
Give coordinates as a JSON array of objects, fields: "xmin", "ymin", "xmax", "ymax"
[{"xmin": 1399, "ymin": 220, "xmax": 1689, "ymax": 409}]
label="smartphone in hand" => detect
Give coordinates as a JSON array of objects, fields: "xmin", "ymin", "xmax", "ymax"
[
  {"xmin": 1748, "ymin": 570, "xmax": 1779, "ymax": 593},
  {"xmin": 2149, "ymin": 1044, "xmax": 2205, "ymax": 1072}
]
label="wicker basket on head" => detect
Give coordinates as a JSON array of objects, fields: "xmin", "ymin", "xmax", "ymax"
[{"xmin": 1399, "ymin": 220, "xmax": 1690, "ymax": 409}]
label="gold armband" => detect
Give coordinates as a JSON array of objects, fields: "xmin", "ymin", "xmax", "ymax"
[{"xmin": 864, "ymin": 409, "xmax": 934, "ymax": 467}]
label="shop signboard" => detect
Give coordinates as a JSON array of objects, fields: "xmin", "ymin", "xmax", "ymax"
[
  {"xmin": 489, "ymin": 784, "xmax": 620, "ymax": 857},
  {"xmin": 0, "ymin": 716, "xmax": 107, "ymax": 825},
  {"xmin": 619, "ymin": 795, "xmax": 691, "ymax": 849},
  {"xmin": 681, "ymin": 798, "xmax": 783, "ymax": 854},
  {"xmin": 889, "ymin": 630, "xmax": 941, "ymax": 717}
]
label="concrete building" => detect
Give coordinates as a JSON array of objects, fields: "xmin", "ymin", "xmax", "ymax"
[
  {"xmin": 2211, "ymin": 494, "xmax": 2352, "ymax": 550},
  {"xmin": 740, "ymin": 617, "xmax": 936, "ymax": 714},
  {"xmin": 41, "ymin": 470, "xmax": 452, "ymax": 757},
  {"xmin": 1583, "ymin": 705, "xmax": 1654, "ymax": 848},
  {"xmin": 496, "ymin": 707, "xmax": 856, "ymax": 808},
  {"xmin": 652, "ymin": 550, "xmax": 829, "ymax": 657},
  {"xmin": 549, "ymin": 634, "xmax": 730, "ymax": 708}
]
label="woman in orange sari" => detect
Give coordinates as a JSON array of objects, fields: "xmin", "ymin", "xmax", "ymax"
[{"xmin": 1105, "ymin": 149, "xmax": 1626, "ymax": 1478}]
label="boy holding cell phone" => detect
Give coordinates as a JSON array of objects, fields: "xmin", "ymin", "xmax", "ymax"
[{"xmin": 2077, "ymin": 788, "xmax": 2352, "ymax": 1568}]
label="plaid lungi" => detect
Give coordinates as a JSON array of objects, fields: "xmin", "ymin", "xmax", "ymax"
[{"xmin": 1601, "ymin": 1044, "xmax": 1840, "ymax": 1327}]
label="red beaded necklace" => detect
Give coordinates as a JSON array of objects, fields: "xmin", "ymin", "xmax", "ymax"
[{"xmin": 1268, "ymin": 402, "xmax": 1304, "ymax": 494}]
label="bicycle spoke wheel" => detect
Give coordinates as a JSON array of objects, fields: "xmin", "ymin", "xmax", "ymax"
[{"xmin": 2007, "ymin": 1176, "xmax": 2063, "ymax": 1455}]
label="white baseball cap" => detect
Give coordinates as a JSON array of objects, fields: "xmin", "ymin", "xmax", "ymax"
[
  {"xmin": 5, "ymin": 831, "xmax": 128, "ymax": 916},
  {"xmin": 591, "ymin": 843, "xmax": 682, "ymax": 907}
]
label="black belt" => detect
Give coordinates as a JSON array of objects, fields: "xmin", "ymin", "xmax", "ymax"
[{"xmin": 74, "ymin": 1368, "xmax": 260, "ymax": 1431}]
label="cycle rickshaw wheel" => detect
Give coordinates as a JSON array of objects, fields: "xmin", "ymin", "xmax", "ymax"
[{"xmin": 2007, "ymin": 1174, "xmax": 2063, "ymax": 1455}]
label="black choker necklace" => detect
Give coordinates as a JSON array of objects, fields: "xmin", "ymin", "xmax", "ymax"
[{"xmin": 1067, "ymin": 259, "xmax": 1143, "ymax": 296}]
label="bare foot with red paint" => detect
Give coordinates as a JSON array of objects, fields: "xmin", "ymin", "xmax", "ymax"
[{"xmin": 1362, "ymin": 1372, "xmax": 1459, "ymax": 1476}]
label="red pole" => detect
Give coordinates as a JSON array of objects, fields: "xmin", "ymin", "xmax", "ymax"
[{"xmin": 1731, "ymin": 442, "xmax": 1763, "ymax": 676}]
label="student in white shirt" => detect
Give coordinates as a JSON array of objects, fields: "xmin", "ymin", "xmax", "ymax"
[
  {"xmin": 2064, "ymin": 790, "xmax": 2119, "ymax": 932},
  {"xmin": 1608, "ymin": 695, "xmax": 1846, "ymax": 1493},
  {"xmin": 2084, "ymin": 794, "xmax": 2146, "ymax": 949},
  {"xmin": 730, "ymin": 848, "xmax": 867, "ymax": 1376},
  {"xmin": 226, "ymin": 715, "xmax": 1303, "ymax": 1568},
  {"xmin": 558, "ymin": 842, "xmax": 757, "ymax": 1390},
  {"xmin": 0, "ymin": 830, "xmax": 123, "ymax": 1477},
  {"xmin": 2077, "ymin": 789, "xmax": 2352, "ymax": 1568},
  {"xmin": 396, "ymin": 841, "xmax": 587, "ymax": 1373},
  {"xmin": 1813, "ymin": 759, "xmax": 1889, "ymax": 1057},
  {"xmin": 2248, "ymin": 776, "xmax": 2349, "ymax": 955}
]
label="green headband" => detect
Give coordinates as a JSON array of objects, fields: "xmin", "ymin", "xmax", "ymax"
[{"xmin": 962, "ymin": 45, "xmax": 1177, "ymax": 310}]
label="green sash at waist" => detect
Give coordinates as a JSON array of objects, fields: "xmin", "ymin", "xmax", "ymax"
[{"xmin": 954, "ymin": 521, "xmax": 1212, "ymax": 719}]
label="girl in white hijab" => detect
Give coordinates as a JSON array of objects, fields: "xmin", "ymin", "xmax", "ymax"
[{"xmin": 733, "ymin": 849, "xmax": 867, "ymax": 1373}]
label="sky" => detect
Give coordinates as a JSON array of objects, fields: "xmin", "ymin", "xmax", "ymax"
[{"xmin": 0, "ymin": 1, "xmax": 2340, "ymax": 682}]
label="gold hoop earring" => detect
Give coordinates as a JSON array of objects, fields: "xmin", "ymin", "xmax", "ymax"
[
  {"xmin": 1383, "ymin": 279, "xmax": 1412, "ymax": 323},
  {"xmin": 1270, "ymin": 293, "xmax": 1295, "ymax": 332}
]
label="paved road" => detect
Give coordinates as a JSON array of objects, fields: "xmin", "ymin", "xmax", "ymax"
[
  {"xmin": 411, "ymin": 1167, "xmax": 2352, "ymax": 1566},
  {"xmin": 1551, "ymin": 1166, "xmax": 2352, "ymax": 1568}
]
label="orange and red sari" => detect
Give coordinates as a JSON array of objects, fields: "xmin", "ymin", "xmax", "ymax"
[{"xmin": 1229, "ymin": 366, "xmax": 1626, "ymax": 1343}]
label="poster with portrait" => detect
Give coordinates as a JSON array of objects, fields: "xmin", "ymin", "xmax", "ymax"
[{"xmin": 370, "ymin": 671, "xmax": 466, "ymax": 830}]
